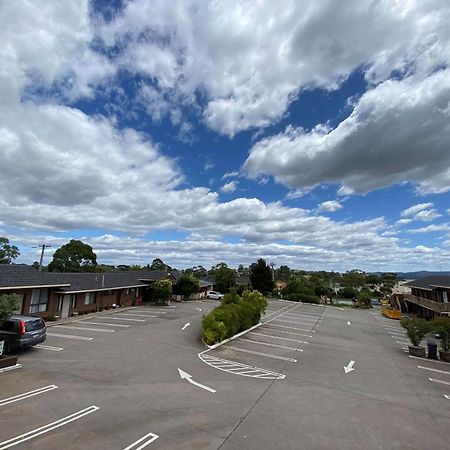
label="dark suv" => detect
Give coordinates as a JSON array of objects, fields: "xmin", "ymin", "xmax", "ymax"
[{"xmin": 0, "ymin": 315, "xmax": 47, "ymax": 353}]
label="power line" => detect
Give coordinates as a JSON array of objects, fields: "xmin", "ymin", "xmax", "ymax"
[{"xmin": 32, "ymin": 244, "xmax": 52, "ymax": 271}]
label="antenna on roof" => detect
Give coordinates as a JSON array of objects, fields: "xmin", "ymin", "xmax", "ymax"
[{"xmin": 32, "ymin": 244, "xmax": 52, "ymax": 272}]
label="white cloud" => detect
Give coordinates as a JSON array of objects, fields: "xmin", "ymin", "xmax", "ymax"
[
  {"xmin": 395, "ymin": 219, "xmax": 412, "ymax": 226},
  {"xmin": 317, "ymin": 201, "xmax": 343, "ymax": 213},
  {"xmin": 401, "ymin": 203, "xmax": 434, "ymax": 217},
  {"xmin": 244, "ymin": 69, "xmax": 450, "ymax": 194},
  {"xmin": 408, "ymin": 224, "xmax": 450, "ymax": 234},
  {"xmin": 60, "ymin": 0, "xmax": 450, "ymax": 137},
  {"xmin": 220, "ymin": 181, "xmax": 238, "ymax": 194},
  {"xmin": 222, "ymin": 171, "xmax": 240, "ymax": 180}
]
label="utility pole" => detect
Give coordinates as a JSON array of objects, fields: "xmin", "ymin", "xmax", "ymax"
[
  {"xmin": 270, "ymin": 262, "xmax": 275, "ymax": 281},
  {"xmin": 32, "ymin": 244, "xmax": 52, "ymax": 271}
]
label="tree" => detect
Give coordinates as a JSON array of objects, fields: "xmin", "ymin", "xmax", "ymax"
[
  {"xmin": 151, "ymin": 279, "xmax": 172, "ymax": 304},
  {"xmin": 174, "ymin": 274, "xmax": 200, "ymax": 299},
  {"xmin": 48, "ymin": 240, "xmax": 97, "ymax": 272},
  {"xmin": 0, "ymin": 294, "xmax": 20, "ymax": 324},
  {"xmin": 249, "ymin": 259, "xmax": 274, "ymax": 295},
  {"xmin": 150, "ymin": 258, "xmax": 172, "ymax": 271},
  {"xmin": 274, "ymin": 265, "xmax": 291, "ymax": 281},
  {"xmin": 215, "ymin": 266, "xmax": 236, "ymax": 293},
  {"xmin": 0, "ymin": 237, "xmax": 20, "ymax": 264},
  {"xmin": 340, "ymin": 269, "xmax": 366, "ymax": 288}
]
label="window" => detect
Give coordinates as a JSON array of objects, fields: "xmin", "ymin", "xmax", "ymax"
[
  {"xmin": 84, "ymin": 292, "xmax": 96, "ymax": 305},
  {"xmin": 123, "ymin": 288, "xmax": 130, "ymax": 295},
  {"xmin": 58, "ymin": 295, "xmax": 64, "ymax": 311},
  {"xmin": 70, "ymin": 295, "xmax": 76, "ymax": 309},
  {"xmin": 30, "ymin": 289, "xmax": 48, "ymax": 313}
]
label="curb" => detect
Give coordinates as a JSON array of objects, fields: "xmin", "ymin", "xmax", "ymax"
[
  {"xmin": 199, "ymin": 321, "xmax": 263, "ymax": 354},
  {"xmin": 46, "ymin": 306, "xmax": 139, "ymax": 327}
]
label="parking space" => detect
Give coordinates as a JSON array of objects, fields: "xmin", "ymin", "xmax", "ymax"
[
  {"xmin": 200, "ymin": 301, "xmax": 325, "ymax": 379},
  {"xmin": 1, "ymin": 299, "xmax": 450, "ymax": 449}
]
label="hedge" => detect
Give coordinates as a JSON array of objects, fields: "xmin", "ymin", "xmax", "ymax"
[
  {"xmin": 202, "ymin": 290, "xmax": 267, "ymax": 345},
  {"xmin": 283, "ymin": 293, "xmax": 321, "ymax": 304}
]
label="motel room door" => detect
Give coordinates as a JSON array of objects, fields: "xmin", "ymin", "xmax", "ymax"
[{"xmin": 61, "ymin": 295, "xmax": 71, "ymax": 319}]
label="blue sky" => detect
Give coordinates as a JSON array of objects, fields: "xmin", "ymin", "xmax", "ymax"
[{"xmin": 1, "ymin": 0, "xmax": 450, "ymax": 271}]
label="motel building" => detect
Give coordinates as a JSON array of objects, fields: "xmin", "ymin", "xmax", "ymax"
[{"xmin": 0, "ymin": 265, "xmax": 175, "ymax": 320}]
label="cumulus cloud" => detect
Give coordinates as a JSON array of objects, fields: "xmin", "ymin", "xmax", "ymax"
[
  {"xmin": 317, "ymin": 200, "xmax": 342, "ymax": 213},
  {"xmin": 222, "ymin": 171, "xmax": 240, "ymax": 180},
  {"xmin": 220, "ymin": 181, "xmax": 238, "ymax": 194},
  {"xmin": 400, "ymin": 203, "xmax": 441, "ymax": 222},
  {"xmin": 401, "ymin": 203, "xmax": 434, "ymax": 217},
  {"xmin": 244, "ymin": 68, "xmax": 450, "ymax": 194}
]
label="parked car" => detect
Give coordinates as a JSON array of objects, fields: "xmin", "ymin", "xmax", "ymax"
[
  {"xmin": 206, "ymin": 291, "xmax": 224, "ymax": 300},
  {"xmin": 0, "ymin": 315, "xmax": 46, "ymax": 353}
]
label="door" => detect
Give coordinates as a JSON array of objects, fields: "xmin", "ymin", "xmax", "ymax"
[
  {"xmin": 443, "ymin": 291, "xmax": 448, "ymax": 303},
  {"xmin": 61, "ymin": 295, "xmax": 71, "ymax": 319}
]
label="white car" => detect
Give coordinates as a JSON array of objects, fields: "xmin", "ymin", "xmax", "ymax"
[{"xmin": 206, "ymin": 291, "xmax": 224, "ymax": 300}]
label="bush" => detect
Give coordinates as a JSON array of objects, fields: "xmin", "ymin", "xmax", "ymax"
[
  {"xmin": 202, "ymin": 289, "xmax": 267, "ymax": 345},
  {"xmin": 0, "ymin": 293, "xmax": 20, "ymax": 323},
  {"xmin": 430, "ymin": 317, "xmax": 450, "ymax": 351},
  {"xmin": 283, "ymin": 293, "xmax": 320, "ymax": 303},
  {"xmin": 44, "ymin": 315, "xmax": 57, "ymax": 321},
  {"xmin": 401, "ymin": 318, "xmax": 429, "ymax": 347}
]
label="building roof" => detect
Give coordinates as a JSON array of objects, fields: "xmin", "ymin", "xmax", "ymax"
[
  {"xmin": 0, "ymin": 265, "xmax": 70, "ymax": 289},
  {"xmin": 0, "ymin": 265, "xmax": 174, "ymax": 292},
  {"xmin": 406, "ymin": 276, "xmax": 450, "ymax": 290}
]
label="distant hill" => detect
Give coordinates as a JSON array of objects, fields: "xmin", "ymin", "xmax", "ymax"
[{"xmin": 395, "ymin": 271, "xmax": 450, "ymax": 280}]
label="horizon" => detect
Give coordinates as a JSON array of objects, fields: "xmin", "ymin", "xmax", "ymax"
[{"xmin": 1, "ymin": 1, "xmax": 450, "ymax": 272}]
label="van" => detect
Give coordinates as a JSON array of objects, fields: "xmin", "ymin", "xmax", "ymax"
[{"xmin": 0, "ymin": 315, "xmax": 47, "ymax": 353}]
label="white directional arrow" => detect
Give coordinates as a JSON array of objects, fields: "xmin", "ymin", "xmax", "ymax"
[
  {"xmin": 182, "ymin": 322, "xmax": 190, "ymax": 331},
  {"xmin": 178, "ymin": 368, "xmax": 216, "ymax": 393},
  {"xmin": 196, "ymin": 307, "xmax": 202, "ymax": 312},
  {"xmin": 344, "ymin": 360, "xmax": 355, "ymax": 374},
  {"xmin": 347, "ymin": 321, "xmax": 351, "ymax": 326}
]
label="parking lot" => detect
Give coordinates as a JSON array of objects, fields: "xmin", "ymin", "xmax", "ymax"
[{"xmin": 1, "ymin": 299, "xmax": 450, "ymax": 449}]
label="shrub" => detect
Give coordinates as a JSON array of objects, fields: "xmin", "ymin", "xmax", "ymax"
[
  {"xmin": 0, "ymin": 293, "xmax": 20, "ymax": 323},
  {"xmin": 401, "ymin": 318, "xmax": 429, "ymax": 347},
  {"xmin": 430, "ymin": 317, "xmax": 450, "ymax": 351},
  {"xmin": 44, "ymin": 315, "xmax": 57, "ymax": 321},
  {"xmin": 202, "ymin": 289, "xmax": 267, "ymax": 345},
  {"xmin": 283, "ymin": 293, "xmax": 320, "ymax": 303}
]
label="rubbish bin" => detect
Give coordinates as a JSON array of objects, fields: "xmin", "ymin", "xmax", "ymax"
[{"xmin": 427, "ymin": 341, "xmax": 438, "ymax": 360}]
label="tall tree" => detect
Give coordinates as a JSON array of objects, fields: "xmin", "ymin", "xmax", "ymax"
[
  {"xmin": 174, "ymin": 274, "xmax": 200, "ymax": 298},
  {"xmin": 150, "ymin": 258, "xmax": 172, "ymax": 271},
  {"xmin": 215, "ymin": 266, "xmax": 236, "ymax": 293},
  {"xmin": 249, "ymin": 259, "xmax": 274, "ymax": 294},
  {"xmin": 274, "ymin": 265, "xmax": 291, "ymax": 281},
  {"xmin": 48, "ymin": 240, "xmax": 97, "ymax": 272},
  {"xmin": 0, "ymin": 237, "xmax": 20, "ymax": 264}
]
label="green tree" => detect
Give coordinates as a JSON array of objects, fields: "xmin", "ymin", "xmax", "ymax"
[
  {"xmin": 150, "ymin": 258, "xmax": 172, "ymax": 271},
  {"xmin": 274, "ymin": 265, "xmax": 291, "ymax": 281},
  {"xmin": 215, "ymin": 266, "xmax": 236, "ymax": 293},
  {"xmin": 340, "ymin": 269, "xmax": 366, "ymax": 288},
  {"xmin": 249, "ymin": 259, "xmax": 274, "ymax": 295},
  {"xmin": 151, "ymin": 279, "xmax": 172, "ymax": 304},
  {"xmin": 48, "ymin": 240, "xmax": 97, "ymax": 272},
  {"xmin": 174, "ymin": 274, "xmax": 199, "ymax": 298},
  {"xmin": 0, "ymin": 237, "xmax": 20, "ymax": 264},
  {"xmin": 0, "ymin": 293, "xmax": 20, "ymax": 323}
]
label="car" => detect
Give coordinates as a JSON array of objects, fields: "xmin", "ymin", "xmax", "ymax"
[
  {"xmin": 206, "ymin": 291, "xmax": 224, "ymax": 300},
  {"xmin": 0, "ymin": 315, "xmax": 47, "ymax": 353}
]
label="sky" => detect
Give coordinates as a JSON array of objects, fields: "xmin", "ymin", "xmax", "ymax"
[{"xmin": 1, "ymin": 0, "xmax": 450, "ymax": 272}]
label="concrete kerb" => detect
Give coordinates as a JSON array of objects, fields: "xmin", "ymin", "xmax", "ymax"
[
  {"xmin": 200, "ymin": 321, "xmax": 264, "ymax": 354},
  {"xmin": 46, "ymin": 306, "xmax": 139, "ymax": 327}
]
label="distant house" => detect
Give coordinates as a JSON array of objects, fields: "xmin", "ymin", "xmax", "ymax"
[
  {"xmin": 399, "ymin": 276, "xmax": 450, "ymax": 319},
  {"xmin": 0, "ymin": 265, "xmax": 175, "ymax": 319}
]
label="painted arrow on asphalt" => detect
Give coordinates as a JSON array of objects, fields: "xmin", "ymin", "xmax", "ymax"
[
  {"xmin": 182, "ymin": 322, "xmax": 190, "ymax": 331},
  {"xmin": 178, "ymin": 369, "xmax": 216, "ymax": 393},
  {"xmin": 347, "ymin": 321, "xmax": 351, "ymax": 326},
  {"xmin": 344, "ymin": 360, "xmax": 355, "ymax": 374},
  {"xmin": 196, "ymin": 308, "xmax": 202, "ymax": 312}
]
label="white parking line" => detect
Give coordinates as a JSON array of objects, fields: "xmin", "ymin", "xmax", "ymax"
[
  {"xmin": 262, "ymin": 326, "xmax": 312, "ymax": 337},
  {"xmin": 225, "ymin": 346, "xmax": 298, "ymax": 362},
  {"xmin": 429, "ymin": 378, "xmax": 450, "ymax": 386},
  {"xmin": 0, "ymin": 365, "xmax": 21, "ymax": 374},
  {"xmin": 444, "ymin": 395, "xmax": 450, "ymax": 399},
  {"xmin": 84, "ymin": 321, "xmax": 130, "ymax": 328},
  {"xmin": 409, "ymin": 355, "xmax": 446, "ymax": 364},
  {"xmin": 388, "ymin": 331, "xmax": 405, "ymax": 336},
  {"xmin": 0, "ymin": 385, "xmax": 58, "ymax": 408},
  {"xmin": 0, "ymin": 405, "xmax": 99, "ymax": 449},
  {"xmin": 47, "ymin": 333, "xmax": 93, "ymax": 341},
  {"xmin": 114, "ymin": 313, "xmax": 157, "ymax": 318},
  {"xmin": 238, "ymin": 338, "xmax": 301, "ymax": 351},
  {"xmin": 282, "ymin": 313, "xmax": 318, "ymax": 321},
  {"xmin": 265, "ymin": 323, "xmax": 316, "ymax": 332},
  {"xmin": 123, "ymin": 432, "xmax": 159, "ymax": 450},
  {"xmin": 396, "ymin": 340, "xmax": 410, "ymax": 344},
  {"xmin": 418, "ymin": 366, "xmax": 450, "ymax": 375},
  {"xmin": 54, "ymin": 325, "xmax": 115, "ymax": 333},
  {"xmin": 272, "ymin": 319, "xmax": 314, "ymax": 327},
  {"xmin": 249, "ymin": 332, "xmax": 308, "ymax": 344},
  {"xmin": 35, "ymin": 344, "xmax": 63, "ymax": 351},
  {"xmin": 108, "ymin": 317, "xmax": 146, "ymax": 322}
]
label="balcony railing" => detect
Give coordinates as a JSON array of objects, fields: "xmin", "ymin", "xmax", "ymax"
[{"xmin": 403, "ymin": 294, "xmax": 450, "ymax": 313}]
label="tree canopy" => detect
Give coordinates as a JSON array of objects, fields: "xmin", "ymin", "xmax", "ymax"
[
  {"xmin": 215, "ymin": 266, "xmax": 236, "ymax": 293},
  {"xmin": 149, "ymin": 258, "xmax": 172, "ymax": 271},
  {"xmin": 48, "ymin": 240, "xmax": 97, "ymax": 272},
  {"xmin": 0, "ymin": 293, "xmax": 20, "ymax": 323},
  {"xmin": 249, "ymin": 258, "xmax": 274, "ymax": 294},
  {"xmin": 173, "ymin": 274, "xmax": 200, "ymax": 298},
  {"xmin": 0, "ymin": 237, "xmax": 20, "ymax": 264}
]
